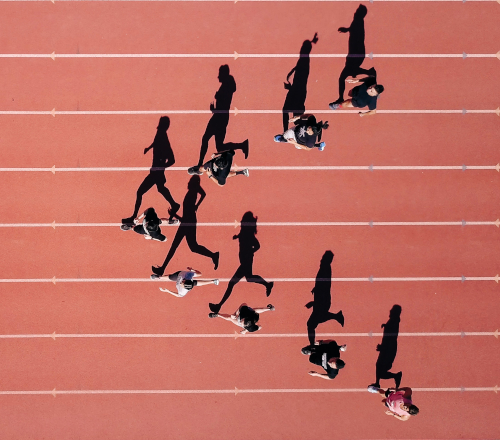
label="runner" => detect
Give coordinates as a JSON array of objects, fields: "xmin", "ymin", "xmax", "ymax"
[
  {"xmin": 274, "ymin": 114, "xmax": 329, "ymax": 151},
  {"xmin": 208, "ymin": 303, "xmax": 275, "ymax": 334},
  {"xmin": 154, "ymin": 267, "xmax": 219, "ymax": 297}
]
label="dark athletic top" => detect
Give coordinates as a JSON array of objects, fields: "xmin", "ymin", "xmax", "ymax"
[
  {"xmin": 351, "ymin": 78, "xmax": 378, "ymax": 110},
  {"xmin": 293, "ymin": 120, "xmax": 317, "ymax": 148},
  {"xmin": 204, "ymin": 150, "xmax": 234, "ymax": 185},
  {"xmin": 309, "ymin": 341, "xmax": 342, "ymax": 379},
  {"xmin": 144, "ymin": 208, "xmax": 161, "ymax": 233}
]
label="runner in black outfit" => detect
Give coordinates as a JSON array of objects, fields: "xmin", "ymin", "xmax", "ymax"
[
  {"xmin": 151, "ymin": 175, "xmax": 219, "ymax": 278},
  {"xmin": 188, "ymin": 65, "xmax": 249, "ymax": 175},
  {"xmin": 329, "ymin": 74, "xmax": 384, "ymax": 117},
  {"xmin": 302, "ymin": 339, "xmax": 347, "ymax": 380},
  {"xmin": 274, "ymin": 114, "xmax": 329, "ymax": 151},
  {"xmin": 122, "ymin": 117, "xmax": 180, "ymax": 225},
  {"xmin": 196, "ymin": 150, "xmax": 249, "ymax": 187},
  {"xmin": 121, "ymin": 207, "xmax": 171, "ymax": 242}
]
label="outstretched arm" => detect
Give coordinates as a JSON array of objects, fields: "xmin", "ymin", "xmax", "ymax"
[
  {"xmin": 308, "ymin": 371, "xmax": 333, "ymax": 380},
  {"xmin": 359, "ymin": 110, "xmax": 377, "ymax": 117},
  {"xmin": 159, "ymin": 287, "xmax": 181, "ymax": 297}
]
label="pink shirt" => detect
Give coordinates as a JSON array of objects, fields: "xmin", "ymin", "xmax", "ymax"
[{"xmin": 386, "ymin": 391, "xmax": 412, "ymax": 417}]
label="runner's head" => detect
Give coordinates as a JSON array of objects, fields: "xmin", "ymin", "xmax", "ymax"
[
  {"xmin": 368, "ymin": 84, "xmax": 384, "ymax": 97},
  {"xmin": 408, "ymin": 405, "xmax": 419, "ymax": 416}
]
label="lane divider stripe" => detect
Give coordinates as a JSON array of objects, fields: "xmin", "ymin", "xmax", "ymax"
[
  {"xmin": 0, "ymin": 387, "xmax": 497, "ymax": 397},
  {"xmin": 0, "ymin": 276, "xmax": 498, "ymax": 283},
  {"xmin": 0, "ymin": 331, "xmax": 497, "ymax": 339}
]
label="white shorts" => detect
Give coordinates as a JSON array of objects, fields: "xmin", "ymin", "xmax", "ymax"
[{"xmin": 283, "ymin": 129, "xmax": 300, "ymax": 149}]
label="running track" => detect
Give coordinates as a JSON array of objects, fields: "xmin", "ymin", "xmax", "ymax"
[{"xmin": 0, "ymin": 2, "xmax": 499, "ymax": 439}]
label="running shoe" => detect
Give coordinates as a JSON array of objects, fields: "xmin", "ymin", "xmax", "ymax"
[
  {"xmin": 318, "ymin": 142, "xmax": 326, "ymax": 151},
  {"xmin": 329, "ymin": 103, "xmax": 341, "ymax": 110},
  {"xmin": 367, "ymin": 385, "xmax": 380, "ymax": 394},
  {"xmin": 274, "ymin": 135, "xmax": 284, "ymax": 142},
  {"xmin": 214, "ymin": 279, "xmax": 220, "ymax": 286},
  {"xmin": 243, "ymin": 169, "xmax": 249, "ymax": 177},
  {"xmin": 187, "ymin": 166, "xmax": 203, "ymax": 175},
  {"xmin": 120, "ymin": 224, "xmax": 133, "ymax": 231}
]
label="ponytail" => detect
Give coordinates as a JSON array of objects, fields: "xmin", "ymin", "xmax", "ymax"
[{"xmin": 316, "ymin": 121, "xmax": 329, "ymax": 142}]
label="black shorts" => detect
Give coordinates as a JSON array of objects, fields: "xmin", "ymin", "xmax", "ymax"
[
  {"xmin": 168, "ymin": 271, "xmax": 181, "ymax": 281},
  {"xmin": 133, "ymin": 224, "xmax": 166, "ymax": 242},
  {"xmin": 351, "ymin": 98, "xmax": 362, "ymax": 108}
]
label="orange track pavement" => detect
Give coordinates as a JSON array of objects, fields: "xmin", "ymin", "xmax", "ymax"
[{"xmin": 0, "ymin": 1, "xmax": 498, "ymax": 439}]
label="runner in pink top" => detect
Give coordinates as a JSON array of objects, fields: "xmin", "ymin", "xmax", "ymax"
[{"xmin": 367, "ymin": 386, "xmax": 419, "ymax": 421}]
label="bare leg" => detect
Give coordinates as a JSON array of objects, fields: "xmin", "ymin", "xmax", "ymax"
[{"xmin": 195, "ymin": 279, "xmax": 218, "ymax": 287}]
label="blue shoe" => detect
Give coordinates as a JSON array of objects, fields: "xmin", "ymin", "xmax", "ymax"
[
  {"xmin": 329, "ymin": 103, "xmax": 341, "ymax": 110},
  {"xmin": 318, "ymin": 142, "xmax": 326, "ymax": 151},
  {"xmin": 274, "ymin": 135, "xmax": 283, "ymax": 142}
]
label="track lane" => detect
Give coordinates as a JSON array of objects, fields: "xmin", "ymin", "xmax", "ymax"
[
  {"xmin": 0, "ymin": 115, "xmax": 498, "ymax": 168},
  {"xmin": 0, "ymin": 3, "xmax": 499, "ymax": 54},
  {"xmin": 0, "ymin": 338, "xmax": 497, "ymax": 391},
  {"xmin": 0, "ymin": 171, "xmax": 497, "ymax": 223},
  {"xmin": 1, "ymin": 59, "xmax": 499, "ymax": 110},
  {"xmin": 0, "ymin": 226, "xmax": 498, "ymax": 278},
  {"xmin": 0, "ymin": 281, "xmax": 498, "ymax": 334}
]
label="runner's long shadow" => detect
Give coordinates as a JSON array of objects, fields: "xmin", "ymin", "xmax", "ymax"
[
  {"xmin": 333, "ymin": 4, "xmax": 375, "ymax": 104},
  {"xmin": 122, "ymin": 116, "xmax": 179, "ymax": 224},
  {"xmin": 305, "ymin": 251, "xmax": 344, "ymax": 346},
  {"xmin": 151, "ymin": 176, "xmax": 219, "ymax": 277},
  {"xmin": 282, "ymin": 33, "xmax": 318, "ymax": 132},
  {"xmin": 209, "ymin": 211, "xmax": 273, "ymax": 313},
  {"xmin": 369, "ymin": 305, "xmax": 403, "ymax": 388},
  {"xmin": 192, "ymin": 65, "xmax": 248, "ymax": 169}
]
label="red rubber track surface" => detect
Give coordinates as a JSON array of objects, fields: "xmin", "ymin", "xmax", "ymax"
[{"xmin": 0, "ymin": 2, "xmax": 499, "ymax": 440}]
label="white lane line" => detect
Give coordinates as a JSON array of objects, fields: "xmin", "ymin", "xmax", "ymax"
[
  {"xmin": 0, "ymin": 387, "xmax": 497, "ymax": 397},
  {"xmin": 0, "ymin": 0, "xmax": 496, "ymax": 3},
  {"xmin": 0, "ymin": 109, "xmax": 498, "ymax": 116},
  {"xmin": 0, "ymin": 276, "xmax": 498, "ymax": 283},
  {"xmin": 0, "ymin": 331, "xmax": 496, "ymax": 339},
  {"xmin": 0, "ymin": 52, "xmax": 498, "ymax": 59},
  {"xmin": 0, "ymin": 220, "xmax": 498, "ymax": 228},
  {"xmin": 0, "ymin": 164, "xmax": 499, "ymax": 172}
]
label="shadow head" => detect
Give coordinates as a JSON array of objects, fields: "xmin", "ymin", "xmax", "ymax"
[
  {"xmin": 157, "ymin": 116, "xmax": 170, "ymax": 130},
  {"xmin": 390, "ymin": 304, "xmax": 402, "ymax": 319},
  {"xmin": 218, "ymin": 65, "xmax": 230, "ymax": 82},
  {"xmin": 354, "ymin": 4, "xmax": 368, "ymax": 19},
  {"xmin": 321, "ymin": 250, "xmax": 334, "ymax": 265},
  {"xmin": 188, "ymin": 175, "xmax": 201, "ymax": 190},
  {"xmin": 240, "ymin": 211, "xmax": 258, "ymax": 235}
]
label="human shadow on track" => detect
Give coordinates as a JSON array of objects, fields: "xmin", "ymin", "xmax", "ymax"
[
  {"xmin": 122, "ymin": 116, "xmax": 180, "ymax": 224},
  {"xmin": 331, "ymin": 4, "xmax": 375, "ymax": 105},
  {"xmin": 209, "ymin": 211, "xmax": 274, "ymax": 314},
  {"xmin": 369, "ymin": 305, "xmax": 403, "ymax": 389},
  {"xmin": 190, "ymin": 65, "xmax": 249, "ymax": 172},
  {"xmin": 282, "ymin": 33, "xmax": 318, "ymax": 133},
  {"xmin": 305, "ymin": 251, "xmax": 344, "ymax": 346},
  {"xmin": 151, "ymin": 175, "xmax": 219, "ymax": 278}
]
